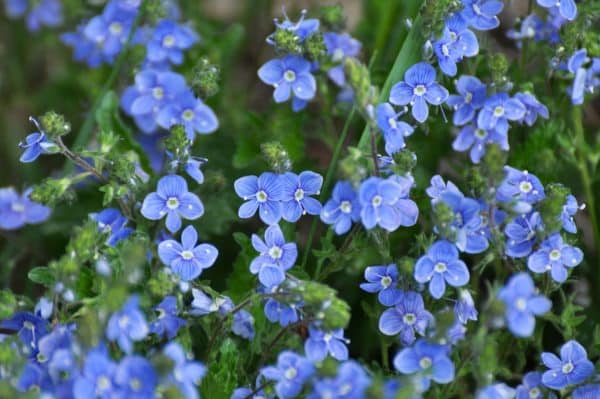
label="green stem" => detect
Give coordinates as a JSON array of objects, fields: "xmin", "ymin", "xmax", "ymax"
[
  {"xmin": 301, "ymin": 106, "xmax": 357, "ymax": 273},
  {"xmin": 66, "ymin": 0, "xmax": 147, "ymax": 157},
  {"xmin": 573, "ymin": 106, "xmax": 600, "ymax": 257}
]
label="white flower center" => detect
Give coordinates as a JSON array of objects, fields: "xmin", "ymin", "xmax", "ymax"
[
  {"xmin": 284, "ymin": 367, "xmax": 297, "ymax": 379},
  {"xmin": 519, "ymin": 181, "xmax": 533, "ymax": 193},
  {"xmin": 167, "ymin": 197, "xmax": 180, "ymax": 209},
  {"xmin": 403, "ymin": 313, "xmax": 416, "ymax": 325},
  {"xmin": 434, "ymin": 262, "xmax": 447, "ymax": 273},
  {"xmin": 381, "ymin": 276, "xmax": 392, "ymax": 288},
  {"xmin": 388, "ymin": 117, "xmax": 398, "ymax": 129},
  {"xmin": 515, "ymin": 297, "xmax": 527, "ymax": 311},
  {"xmin": 332, "ymin": 48, "xmax": 345, "ymax": 62},
  {"xmin": 413, "ymin": 85, "xmax": 427, "ymax": 96},
  {"xmin": 449, "ymin": 31, "xmax": 457, "ymax": 41},
  {"xmin": 118, "ymin": 315, "xmax": 129, "ymax": 328},
  {"xmin": 562, "ymin": 362, "xmax": 574, "ymax": 374},
  {"xmin": 181, "ymin": 250, "xmax": 194, "ymax": 260},
  {"xmin": 269, "ymin": 246, "xmax": 283, "ymax": 259},
  {"xmin": 182, "ymin": 109, "xmax": 195, "ymax": 121},
  {"xmin": 162, "ymin": 34, "xmax": 176, "ymax": 47},
  {"xmin": 464, "ymin": 92, "xmax": 473, "ymax": 103},
  {"xmin": 528, "ymin": 387, "xmax": 540, "ymax": 398},
  {"xmin": 152, "ymin": 87, "xmax": 164, "ymax": 100},
  {"xmin": 475, "ymin": 128, "xmax": 487, "ymax": 139},
  {"xmin": 256, "ymin": 190, "xmax": 268, "ymax": 203},
  {"xmin": 294, "ymin": 188, "xmax": 304, "ymax": 201},
  {"xmin": 419, "ymin": 356, "xmax": 432, "ymax": 369},
  {"xmin": 493, "ymin": 106, "xmax": 505, "ymax": 117},
  {"xmin": 549, "ymin": 249, "xmax": 561, "ymax": 261},
  {"xmin": 97, "ymin": 376, "xmax": 111, "ymax": 391},
  {"xmin": 109, "ymin": 22, "xmax": 123, "ymax": 35},
  {"xmin": 284, "ymin": 70, "xmax": 296, "ymax": 82},
  {"xmin": 340, "ymin": 200, "xmax": 352, "ymax": 214},
  {"xmin": 442, "ymin": 44, "xmax": 450, "ymax": 57},
  {"xmin": 130, "ymin": 378, "xmax": 141, "ymax": 391},
  {"xmin": 372, "ymin": 195, "xmax": 383, "ymax": 207}
]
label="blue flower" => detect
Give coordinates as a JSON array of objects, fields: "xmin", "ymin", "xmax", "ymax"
[
  {"xmin": 232, "ymin": 386, "xmax": 272, "ymax": 399},
  {"xmin": 261, "ymin": 351, "xmax": 315, "ymax": 399},
  {"xmin": 460, "ymin": 0, "xmax": 504, "ymax": 31},
  {"xmin": 358, "ymin": 176, "xmax": 419, "ymax": 232},
  {"xmin": 114, "ymin": 355, "xmax": 157, "ymax": 398},
  {"xmin": 476, "ymin": 383, "xmax": 516, "ymax": 399},
  {"xmin": 35, "ymin": 297, "xmax": 53, "ymax": 320},
  {"xmin": 163, "ymin": 342, "xmax": 206, "ymax": 399},
  {"xmin": 149, "ymin": 296, "xmax": 186, "ymax": 340},
  {"xmin": 516, "ymin": 372, "xmax": 556, "ymax": 399},
  {"xmin": 141, "ymin": 175, "xmax": 204, "ymax": 233},
  {"xmin": 446, "ymin": 75, "xmax": 487, "ymax": 126},
  {"xmin": 250, "ymin": 224, "xmax": 297, "ymax": 287},
  {"xmin": 514, "ymin": 92, "xmax": 549, "ymax": 126},
  {"xmin": 83, "ymin": 2, "xmax": 138, "ymax": 60},
  {"xmin": 280, "ymin": 171, "xmax": 323, "ymax": 222},
  {"xmin": 234, "ymin": 172, "xmax": 283, "ymax": 225},
  {"xmin": 477, "ymin": 93, "xmax": 526, "ymax": 135},
  {"xmin": 426, "ymin": 175, "xmax": 461, "ymax": 204},
  {"xmin": 158, "ymin": 225, "xmax": 218, "ymax": 281},
  {"xmin": 307, "ymin": 361, "xmax": 370, "ymax": 399},
  {"xmin": 434, "ymin": 14, "xmax": 479, "ymax": 76},
  {"xmin": 190, "ymin": 288, "xmax": 233, "ymax": 316},
  {"xmin": 258, "ymin": 55, "xmax": 317, "ymax": 111},
  {"xmin": 393, "ymin": 340, "xmax": 455, "ymax": 385},
  {"xmin": 320, "ymin": 181, "xmax": 361, "ymax": 235},
  {"xmin": 507, "ymin": 14, "xmax": 545, "ymax": 46},
  {"xmin": 269, "ymin": 9, "xmax": 319, "ymax": 43},
  {"xmin": 360, "ymin": 264, "xmax": 403, "ymax": 306},
  {"xmin": 527, "ymin": 233, "xmax": 583, "ymax": 283},
  {"xmin": 376, "ymin": 102, "xmax": 415, "ymax": 154},
  {"xmin": 0, "ymin": 311, "xmax": 48, "ymax": 356},
  {"xmin": 541, "ymin": 340, "xmax": 594, "ymax": 390},
  {"xmin": 452, "ymin": 123, "xmax": 508, "ymax": 163},
  {"xmin": 184, "ymin": 158, "xmax": 206, "ymax": 184},
  {"xmin": 323, "ymin": 32, "xmax": 361, "ymax": 87},
  {"xmin": 19, "ymin": 131, "xmax": 54, "ymax": 163},
  {"xmin": 415, "ymin": 240, "xmax": 470, "ymax": 299},
  {"xmin": 566, "ymin": 49, "xmax": 600, "ymax": 105},
  {"xmin": 156, "ymin": 91, "xmax": 219, "ymax": 140},
  {"xmin": 438, "ymin": 189, "xmax": 489, "ymax": 253},
  {"xmin": 264, "ymin": 298, "xmax": 300, "ymax": 327},
  {"xmin": 146, "ymin": 20, "xmax": 198, "ymax": 65},
  {"xmin": 61, "ymin": 24, "xmax": 106, "ymax": 68},
  {"xmin": 572, "ymin": 384, "xmax": 600, "ymax": 399},
  {"xmin": 73, "ymin": 346, "xmax": 117, "ymax": 399},
  {"xmin": 498, "ymin": 273, "xmax": 551, "ymax": 337},
  {"xmin": 537, "ymin": 0, "xmax": 577, "ymax": 21},
  {"xmin": 92, "ymin": 208, "xmax": 133, "ymax": 247},
  {"xmin": 497, "ymin": 167, "xmax": 545, "ymax": 210},
  {"xmin": 5, "ymin": 0, "xmax": 62, "ymax": 32},
  {"xmin": 504, "ymin": 212, "xmax": 543, "ymax": 258},
  {"xmin": 561, "ymin": 194, "xmax": 581, "ymax": 234},
  {"xmin": 106, "ymin": 296, "xmax": 149, "ymax": 354},
  {"xmin": 0, "ymin": 187, "xmax": 51, "ymax": 230},
  {"xmin": 232, "ymin": 309, "xmax": 255, "ymax": 340},
  {"xmin": 454, "ymin": 289, "xmax": 478, "ymax": 324},
  {"xmin": 305, "ymin": 327, "xmax": 349, "ymax": 362},
  {"xmin": 389, "ymin": 62, "xmax": 449, "ymax": 123},
  {"xmin": 121, "ymin": 69, "xmax": 188, "ymax": 133},
  {"xmin": 378, "ymin": 291, "xmax": 434, "ymax": 346}
]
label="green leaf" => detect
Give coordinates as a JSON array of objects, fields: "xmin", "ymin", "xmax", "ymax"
[{"xmin": 28, "ymin": 266, "xmax": 55, "ymax": 287}]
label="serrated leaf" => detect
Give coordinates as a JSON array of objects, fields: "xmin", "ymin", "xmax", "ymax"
[{"xmin": 28, "ymin": 266, "xmax": 55, "ymax": 287}]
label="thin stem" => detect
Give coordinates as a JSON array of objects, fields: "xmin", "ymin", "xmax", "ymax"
[
  {"xmin": 242, "ymin": 381, "xmax": 272, "ymax": 399},
  {"xmin": 369, "ymin": 125, "xmax": 380, "ymax": 176},
  {"xmin": 204, "ymin": 295, "xmax": 254, "ymax": 357},
  {"xmin": 573, "ymin": 106, "xmax": 600, "ymax": 256},
  {"xmin": 302, "ymin": 106, "xmax": 357, "ymax": 273}
]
